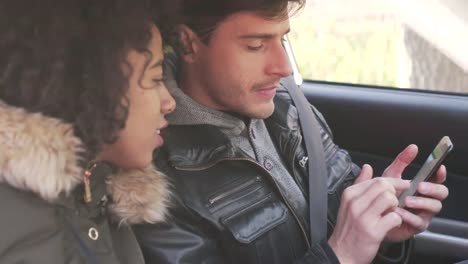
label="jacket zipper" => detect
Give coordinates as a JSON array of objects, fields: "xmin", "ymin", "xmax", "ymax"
[
  {"xmin": 208, "ymin": 176, "xmax": 261, "ymax": 206},
  {"xmin": 287, "ymin": 133, "xmax": 308, "ymax": 196},
  {"xmin": 287, "ymin": 132, "xmax": 355, "ymax": 242},
  {"xmin": 176, "ymin": 157, "xmax": 311, "ymax": 249}
]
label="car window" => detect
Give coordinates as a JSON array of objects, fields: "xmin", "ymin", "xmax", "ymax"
[{"xmin": 289, "ymin": 0, "xmax": 468, "ymax": 94}]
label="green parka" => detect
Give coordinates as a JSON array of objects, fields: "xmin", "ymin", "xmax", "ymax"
[{"xmin": 0, "ymin": 101, "xmax": 171, "ymax": 263}]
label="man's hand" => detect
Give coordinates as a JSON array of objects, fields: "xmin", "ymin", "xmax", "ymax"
[
  {"xmin": 328, "ymin": 164, "xmax": 409, "ymax": 264},
  {"xmin": 382, "ymin": 144, "xmax": 449, "ymax": 242},
  {"xmin": 328, "ymin": 144, "xmax": 449, "ymax": 264}
]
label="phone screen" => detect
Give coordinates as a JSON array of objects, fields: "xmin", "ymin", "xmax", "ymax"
[{"xmin": 398, "ymin": 136, "xmax": 453, "ymax": 207}]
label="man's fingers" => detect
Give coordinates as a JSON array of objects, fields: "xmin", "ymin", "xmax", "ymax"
[
  {"xmin": 346, "ymin": 178, "xmax": 410, "ymax": 220},
  {"xmin": 382, "ymin": 144, "xmax": 418, "ymax": 178},
  {"xmin": 376, "ymin": 211, "xmax": 403, "ymax": 236},
  {"xmin": 354, "ymin": 164, "xmax": 373, "ymax": 184},
  {"xmin": 430, "ymin": 165, "xmax": 447, "ymax": 184},
  {"xmin": 394, "ymin": 207, "xmax": 428, "ymax": 232},
  {"xmin": 418, "ymin": 181, "xmax": 449, "ymax": 201},
  {"xmin": 403, "ymin": 196, "xmax": 443, "ymax": 215},
  {"xmin": 341, "ymin": 165, "xmax": 374, "ymax": 208},
  {"xmin": 360, "ymin": 190, "xmax": 399, "ymax": 222}
]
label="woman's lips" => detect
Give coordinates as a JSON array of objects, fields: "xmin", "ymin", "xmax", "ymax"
[
  {"xmin": 154, "ymin": 122, "xmax": 168, "ymax": 148},
  {"xmin": 154, "ymin": 131, "xmax": 164, "ymax": 148}
]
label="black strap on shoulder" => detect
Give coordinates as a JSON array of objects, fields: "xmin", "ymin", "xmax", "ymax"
[{"xmin": 282, "ymin": 77, "xmax": 328, "ymax": 244}]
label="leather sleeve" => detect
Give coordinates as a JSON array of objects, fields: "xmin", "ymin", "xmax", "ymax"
[{"xmin": 294, "ymin": 240, "xmax": 340, "ymax": 264}]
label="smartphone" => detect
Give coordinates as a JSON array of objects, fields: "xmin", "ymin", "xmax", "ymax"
[{"xmin": 398, "ymin": 136, "xmax": 453, "ymax": 207}]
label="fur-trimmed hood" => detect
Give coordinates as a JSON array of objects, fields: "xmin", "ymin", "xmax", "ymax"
[{"xmin": 0, "ymin": 101, "xmax": 170, "ymax": 225}]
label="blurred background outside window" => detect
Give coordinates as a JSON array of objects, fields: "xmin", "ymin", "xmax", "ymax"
[{"xmin": 289, "ymin": 0, "xmax": 468, "ymax": 94}]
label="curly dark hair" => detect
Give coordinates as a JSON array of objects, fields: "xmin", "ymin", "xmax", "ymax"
[{"xmin": 0, "ymin": 0, "xmax": 177, "ymax": 161}]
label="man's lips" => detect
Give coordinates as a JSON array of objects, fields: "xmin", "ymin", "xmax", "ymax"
[
  {"xmin": 257, "ymin": 85, "xmax": 276, "ymax": 91},
  {"xmin": 255, "ymin": 86, "xmax": 277, "ymax": 98}
]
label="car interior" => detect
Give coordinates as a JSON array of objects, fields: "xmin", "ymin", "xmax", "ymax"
[
  {"xmin": 286, "ymin": 1, "xmax": 467, "ymax": 262},
  {"xmin": 302, "ymin": 81, "xmax": 468, "ymax": 264}
]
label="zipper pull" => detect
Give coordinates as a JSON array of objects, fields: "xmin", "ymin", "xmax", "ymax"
[
  {"xmin": 299, "ymin": 156, "xmax": 309, "ymax": 168},
  {"xmin": 83, "ymin": 169, "xmax": 92, "ymax": 203},
  {"xmin": 83, "ymin": 163, "xmax": 98, "ymax": 203}
]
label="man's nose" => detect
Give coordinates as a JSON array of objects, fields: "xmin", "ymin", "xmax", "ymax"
[{"xmin": 266, "ymin": 43, "xmax": 293, "ymax": 78}]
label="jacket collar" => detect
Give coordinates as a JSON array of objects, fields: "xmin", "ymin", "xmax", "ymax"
[
  {"xmin": 164, "ymin": 52, "xmax": 246, "ymax": 136},
  {"xmin": 162, "ymin": 91, "xmax": 300, "ymax": 170},
  {"xmin": 161, "ymin": 124, "xmax": 241, "ymax": 170},
  {"xmin": 0, "ymin": 101, "xmax": 170, "ymax": 225}
]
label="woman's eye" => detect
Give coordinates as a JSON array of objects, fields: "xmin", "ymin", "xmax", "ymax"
[{"xmin": 153, "ymin": 78, "xmax": 165, "ymax": 86}]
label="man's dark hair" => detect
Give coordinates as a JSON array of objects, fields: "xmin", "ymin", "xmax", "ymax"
[
  {"xmin": 178, "ymin": 0, "xmax": 305, "ymax": 43},
  {"xmin": 0, "ymin": 0, "xmax": 176, "ymax": 161}
]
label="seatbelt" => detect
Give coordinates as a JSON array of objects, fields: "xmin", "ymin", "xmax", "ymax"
[{"xmin": 282, "ymin": 77, "xmax": 328, "ymax": 244}]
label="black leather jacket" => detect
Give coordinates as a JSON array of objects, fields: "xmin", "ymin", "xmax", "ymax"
[{"xmin": 134, "ymin": 86, "xmax": 411, "ymax": 264}]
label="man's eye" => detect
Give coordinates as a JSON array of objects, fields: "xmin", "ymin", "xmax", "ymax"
[{"xmin": 247, "ymin": 43, "xmax": 264, "ymax": 51}]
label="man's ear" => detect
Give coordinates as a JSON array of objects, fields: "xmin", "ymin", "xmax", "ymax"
[{"xmin": 176, "ymin": 24, "xmax": 201, "ymax": 63}]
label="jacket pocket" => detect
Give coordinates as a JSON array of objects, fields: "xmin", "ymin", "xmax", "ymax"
[
  {"xmin": 220, "ymin": 194, "xmax": 288, "ymax": 244},
  {"xmin": 207, "ymin": 175, "xmax": 262, "ymax": 212}
]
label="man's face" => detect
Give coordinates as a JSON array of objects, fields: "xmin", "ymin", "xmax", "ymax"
[{"xmin": 184, "ymin": 12, "xmax": 293, "ymax": 119}]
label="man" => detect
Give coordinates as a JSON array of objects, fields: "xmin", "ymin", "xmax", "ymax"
[{"xmin": 134, "ymin": 0, "xmax": 449, "ymax": 263}]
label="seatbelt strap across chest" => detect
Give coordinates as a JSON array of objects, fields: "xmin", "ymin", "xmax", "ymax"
[{"xmin": 283, "ymin": 77, "xmax": 328, "ymax": 244}]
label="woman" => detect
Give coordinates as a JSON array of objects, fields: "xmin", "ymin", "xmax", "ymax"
[{"xmin": 0, "ymin": 0, "xmax": 176, "ymax": 263}]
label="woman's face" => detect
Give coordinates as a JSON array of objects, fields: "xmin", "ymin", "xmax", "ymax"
[{"xmin": 98, "ymin": 25, "xmax": 176, "ymax": 169}]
